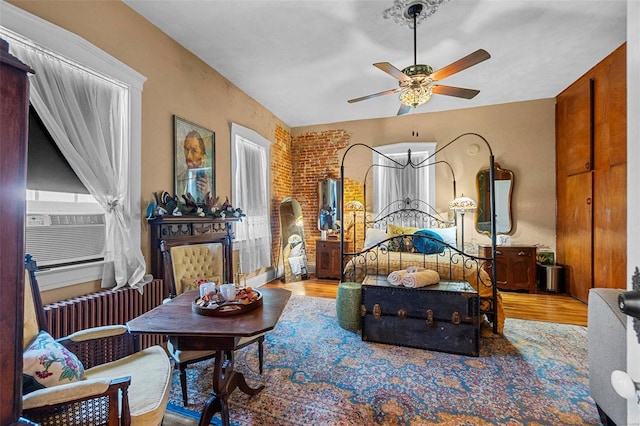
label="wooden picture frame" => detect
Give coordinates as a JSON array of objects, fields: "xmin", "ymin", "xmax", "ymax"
[{"xmin": 173, "ymin": 116, "xmax": 215, "ymax": 203}]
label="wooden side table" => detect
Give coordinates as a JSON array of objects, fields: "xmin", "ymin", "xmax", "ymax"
[
  {"xmin": 316, "ymin": 239, "xmax": 350, "ymax": 279},
  {"xmin": 478, "ymin": 244, "xmax": 537, "ymax": 293}
]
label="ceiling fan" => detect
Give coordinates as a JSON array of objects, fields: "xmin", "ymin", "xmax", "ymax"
[{"xmin": 348, "ymin": 3, "xmax": 491, "ymax": 115}]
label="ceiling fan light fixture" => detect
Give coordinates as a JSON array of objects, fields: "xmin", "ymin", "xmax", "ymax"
[
  {"xmin": 399, "ymin": 84, "xmax": 433, "ymax": 107},
  {"xmin": 383, "ymin": 0, "xmax": 450, "ymax": 28}
]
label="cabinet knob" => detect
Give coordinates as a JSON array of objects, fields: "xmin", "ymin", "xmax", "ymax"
[
  {"xmin": 495, "ymin": 250, "xmax": 502, "ymax": 255},
  {"xmin": 586, "ymin": 197, "xmax": 592, "ymax": 205},
  {"xmin": 585, "ymin": 161, "xmax": 590, "ymax": 170}
]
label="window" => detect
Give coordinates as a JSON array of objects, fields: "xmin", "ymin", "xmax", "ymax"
[
  {"xmin": 373, "ymin": 142, "xmax": 437, "ymax": 216},
  {"xmin": 231, "ymin": 123, "xmax": 272, "ymax": 274},
  {"xmin": 1, "ymin": 4, "xmax": 146, "ymax": 290}
]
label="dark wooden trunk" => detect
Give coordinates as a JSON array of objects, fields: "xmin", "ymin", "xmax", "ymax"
[{"xmin": 361, "ymin": 280, "xmax": 480, "ymax": 357}]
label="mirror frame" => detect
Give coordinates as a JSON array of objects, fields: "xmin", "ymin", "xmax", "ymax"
[
  {"xmin": 280, "ymin": 197, "xmax": 308, "ymax": 282},
  {"xmin": 475, "ymin": 162, "xmax": 514, "ymax": 236}
]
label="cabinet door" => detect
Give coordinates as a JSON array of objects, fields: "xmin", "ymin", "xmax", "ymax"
[
  {"xmin": 593, "ymin": 164, "xmax": 626, "ymax": 289},
  {"xmin": 508, "ymin": 249, "xmax": 536, "ymax": 292},
  {"xmin": 559, "ymin": 172, "xmax": 593, "ymax": 303},
  {"xmin": 556, "ymin": 77, "xmax": 592, "ymax": 176}
]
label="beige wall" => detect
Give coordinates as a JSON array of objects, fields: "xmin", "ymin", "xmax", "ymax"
[
  {"xmin": 8, "ymin": 0, "xmax": 291, "ymax": 269},
  {"xmin": 293, "ymin": 99, "xmax": 557, "ymax": 252}
]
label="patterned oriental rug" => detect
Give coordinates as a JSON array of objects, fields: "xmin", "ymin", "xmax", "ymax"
[{"xmin": 166, "ymin": 295, "xmax": 600, "ymax": 425}]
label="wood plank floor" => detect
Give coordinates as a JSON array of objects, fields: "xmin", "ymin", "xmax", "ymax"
[
  {"xmin": 262, "ymin": 277, "xmax": 589, "ymax": 326},
  {"xmin": 163, "ymin": 277, "xmax": 588, "ymax": 425}
]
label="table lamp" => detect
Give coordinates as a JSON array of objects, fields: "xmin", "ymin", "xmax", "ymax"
[{"xmin": 449, "ymin": 194, "xmax": 476, "ymax": 249}]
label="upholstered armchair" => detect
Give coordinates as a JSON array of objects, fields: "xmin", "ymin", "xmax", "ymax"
[
  {"xmin": 588, "ymin": 288, "xmax": 627, "ymax": 426},
  {"xmin": 161, "ymin": 240, "xmax": 264, "ymax": 406},
  {"xmin": 21, "ymin": 256, "xmax": 171, "ymax": 425}
]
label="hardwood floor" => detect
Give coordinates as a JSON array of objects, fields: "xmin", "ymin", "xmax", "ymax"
[{"xmin": 262, "ymin": 276, "xmax": 589, "ymax": 327}]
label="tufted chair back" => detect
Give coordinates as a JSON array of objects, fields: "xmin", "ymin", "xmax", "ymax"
[{"xmin": 170, "ymin": 243, "xmax": 224, "ymax": 295}]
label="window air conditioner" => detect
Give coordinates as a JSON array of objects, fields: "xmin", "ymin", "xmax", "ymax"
[{"xmin": 25, "ymin": 213, "xmax": 106, "ymax": 267}]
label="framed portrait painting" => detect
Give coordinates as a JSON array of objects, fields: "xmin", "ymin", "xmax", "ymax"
[{"xmin": 173, "ymin": 116, "xmax": 215, "ymax": 203}]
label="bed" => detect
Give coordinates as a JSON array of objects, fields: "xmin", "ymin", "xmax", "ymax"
[{"xmin": 339, "ymin": 138, "xmax": 502, "ymax": 334}]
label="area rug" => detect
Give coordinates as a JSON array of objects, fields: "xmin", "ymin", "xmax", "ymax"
[{"xmin": 166, "ymin": 295, "xmax": 600, "ymax": 425}]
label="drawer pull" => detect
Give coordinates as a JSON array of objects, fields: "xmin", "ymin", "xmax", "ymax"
[
  {"xmin": 495, "ymin": 250, "xmax": 502, "ymax": 255},
  {"xmin": 426, "ymin": 309, "xmax": 434, "ymax": 327},
  {"xmin": 373, "ymin": 304, "xmax": 381, "ymax": 319},
  {"xmin": 518, "ymin": 251, "xmax": 526, "ymax": 256},
  {"xmin": 398, "ymin": 309, "xmax": 407, "ymax": 319},
  {"xmin": 452, "ymin": 312, "xmax": 461, "ymax": 325}
]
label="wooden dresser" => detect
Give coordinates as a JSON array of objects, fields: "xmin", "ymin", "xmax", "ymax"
[
  {"xmin": 316, "ymin": 239, "xmax": 350, "ymax": 280},
  {"xmin": 478, "ymin": 245, "xmax": 537, "ymax": 293}
]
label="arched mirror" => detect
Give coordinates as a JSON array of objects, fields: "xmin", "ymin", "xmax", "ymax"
[
  {"xmin": 280, "ymin": 197, "xmax": 308, "ymax": 282},
  {"xmin": 318, "ymin": 177, "xmax": 341, "ymax": 236},
  {"xmin": 475, "ymin": 163, "xmax": 514, "ymax": 235}
]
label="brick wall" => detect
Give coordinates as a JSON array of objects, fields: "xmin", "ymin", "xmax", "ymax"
[{"xmin": 271, "ymin": 124, "xmax": 293, "ymax": 269}]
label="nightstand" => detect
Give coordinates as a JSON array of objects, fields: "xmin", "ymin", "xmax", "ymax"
[
  {"xmin": 316, "ymin": 239, "xmax": 350, "ymax": 280},
  {"xmin": 478, "ymin": 244, "xmax": 537, "ymax": 293}
]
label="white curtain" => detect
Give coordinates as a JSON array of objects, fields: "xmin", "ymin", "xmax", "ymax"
[
  {"xmin": 376, "ymin": 151, "xmax": 430, "ymax": 215},
  {"xmin": 10, "ymin": 41, "xmax": 146, "ymax": 290},
  {"xmin": 233, "ymin": 133, "xmax": 272, "ymax": 273}
]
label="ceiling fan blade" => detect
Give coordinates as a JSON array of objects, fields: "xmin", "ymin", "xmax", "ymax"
[
  {"xmin": 430, "ymin": 49, "xmax": 491, "ymax": 81},
  {"xmin": 374, "ymin": 62, "xmax": 412, "ymax": 82},
  {"xmin": 348, "ymin": 88, "xmax": 399, "ymax": 104},
  {"xmin": 432, "ymin": 85, "xmax": 480, "ymax": 99},
  {"xmin": 397, "ymin": 104, "xmax": 412, "ymax": 115}
]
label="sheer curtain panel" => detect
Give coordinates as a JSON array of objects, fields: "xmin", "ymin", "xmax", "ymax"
[
  {"xmin": 232, "ymin": 124, "xmax": 272, "ymax": 274},
  {"xmin": 9, "ymin": 40, "xmax": 146, "ymax": 290}
]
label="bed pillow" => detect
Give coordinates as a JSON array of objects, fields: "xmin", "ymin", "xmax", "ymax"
[
  {"xmin": 386, "ymin": 224, "xmax": 419, "ymax": 252},
  {"xmin": 23, "ymin": 330, "xmax": 85, "ymax": 394},
  {"xmin": 429, "ymin": 226, "xmax": 457, "ymax": 247},
  {"xmin": 364, "ymin": 228, "xmax": 388, "ymax": 249},
  {"xmin": 412, "ymin": 229, "xmax": 446, "ymax": 254}
]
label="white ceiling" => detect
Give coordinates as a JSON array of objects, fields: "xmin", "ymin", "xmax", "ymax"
[{"xmin": 123, "ymin": 0, "xmax": 627, "ymax": 128}]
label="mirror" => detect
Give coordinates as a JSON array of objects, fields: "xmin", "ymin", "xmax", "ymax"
[
  {"xmin": 279, "ymin": 197, "xmax": 308, "ymax": 282},
  {"xmin": 475, "ymin": 162, "xmax": 514, "ymax": 235},
  {"xmin": 318, "ymin": 177, "xmax": 341, "ymax": 234}
]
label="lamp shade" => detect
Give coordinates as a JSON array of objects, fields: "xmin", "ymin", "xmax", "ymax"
[
  {"xmin": 344, "ymin": 200, "xmax": 364, "ymax": 212},
  {"xmin": 449, "ymin": 195, "xmax": 477, "ymax": 211}
]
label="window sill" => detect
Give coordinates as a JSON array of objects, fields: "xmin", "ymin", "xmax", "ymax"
[{"xmin": 35, "ymin": 260, "xmax": 113, "ymax": 291}]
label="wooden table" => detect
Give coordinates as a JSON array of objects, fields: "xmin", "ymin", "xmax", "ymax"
[{"xmin": 127, "ymin": 287, "xmax": 291, "ymax": 426}]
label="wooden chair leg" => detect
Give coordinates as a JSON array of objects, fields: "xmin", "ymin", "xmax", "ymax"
[{"xmin": 179, "ymin": 363, "xmax": 188, "ymax": 406}]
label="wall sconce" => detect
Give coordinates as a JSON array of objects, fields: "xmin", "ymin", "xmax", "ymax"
[{"xmin": 449, "ymin": 194, "xmax": 476, "ymax": 249}]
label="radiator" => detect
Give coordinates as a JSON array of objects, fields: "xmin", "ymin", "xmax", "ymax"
[{"xmin": 44, "ymin": 279, "xmax": 166, "ymax": 349}]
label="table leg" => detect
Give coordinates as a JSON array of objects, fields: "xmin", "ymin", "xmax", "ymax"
[{"xmin": 198, "ymin": 350, "xmax": 265, "ymax": 426}]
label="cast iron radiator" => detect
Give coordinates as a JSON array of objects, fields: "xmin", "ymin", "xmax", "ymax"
[{"xmin": 43, "ymin": 279, "xmax": 166, "ymax": 349}]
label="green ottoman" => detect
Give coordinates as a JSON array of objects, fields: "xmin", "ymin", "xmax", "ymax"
[{"xmin": 336, "ymin": 281, "xmax": 362, "ymax": 331}]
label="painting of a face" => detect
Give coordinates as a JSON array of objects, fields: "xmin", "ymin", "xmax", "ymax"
[
  {"xmin": 174, "ymin": 116, "xmax": 215, "ymax": 200},
  {"xmin": 184, "ymin": 131, "xmax": 206, "ymax": 169}
]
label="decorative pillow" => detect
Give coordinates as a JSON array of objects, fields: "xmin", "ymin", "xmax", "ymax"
[
  {"xmin": 23, "ymin": 330, "xmax": 84, "ymax": 394},
  {"xmin": 386, "ymin": 224, "xmax": 419, "ymax": 252},
  {"xmin": 429, "ymin": 226, "xmax": 457, "ymax": 247},
  {"xmin": 412, "ymin": 229, "xmax": 446, "ymax": 254},
  {"xmin": 364, "ymin": 228, "xmax": 388, "ymax": 249}
]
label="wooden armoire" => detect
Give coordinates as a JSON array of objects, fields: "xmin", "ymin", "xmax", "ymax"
[
  {"xmin": 556, "ymin": 43, "xmax": 627, "ymax": 303},
  {"xmin": 0, "ymin": 39, "xmax": 35, "ymax": 425}
]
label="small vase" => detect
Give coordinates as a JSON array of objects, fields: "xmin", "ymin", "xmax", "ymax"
[{"xmin": 321, "ymin": 230, "xmax": 327, "ymax": 240}]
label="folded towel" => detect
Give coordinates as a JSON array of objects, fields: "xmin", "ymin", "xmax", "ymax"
[
  {"xmin": 402, "ymin": 269, "xmax": 440, "ymax": 288},
  {"xmin": 387, "ymin": 270, "xmax": 408, "ymax": 286},
  {"xmin": 406, "ymin": 266, "xmax": 425, "ymax": 273}
]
